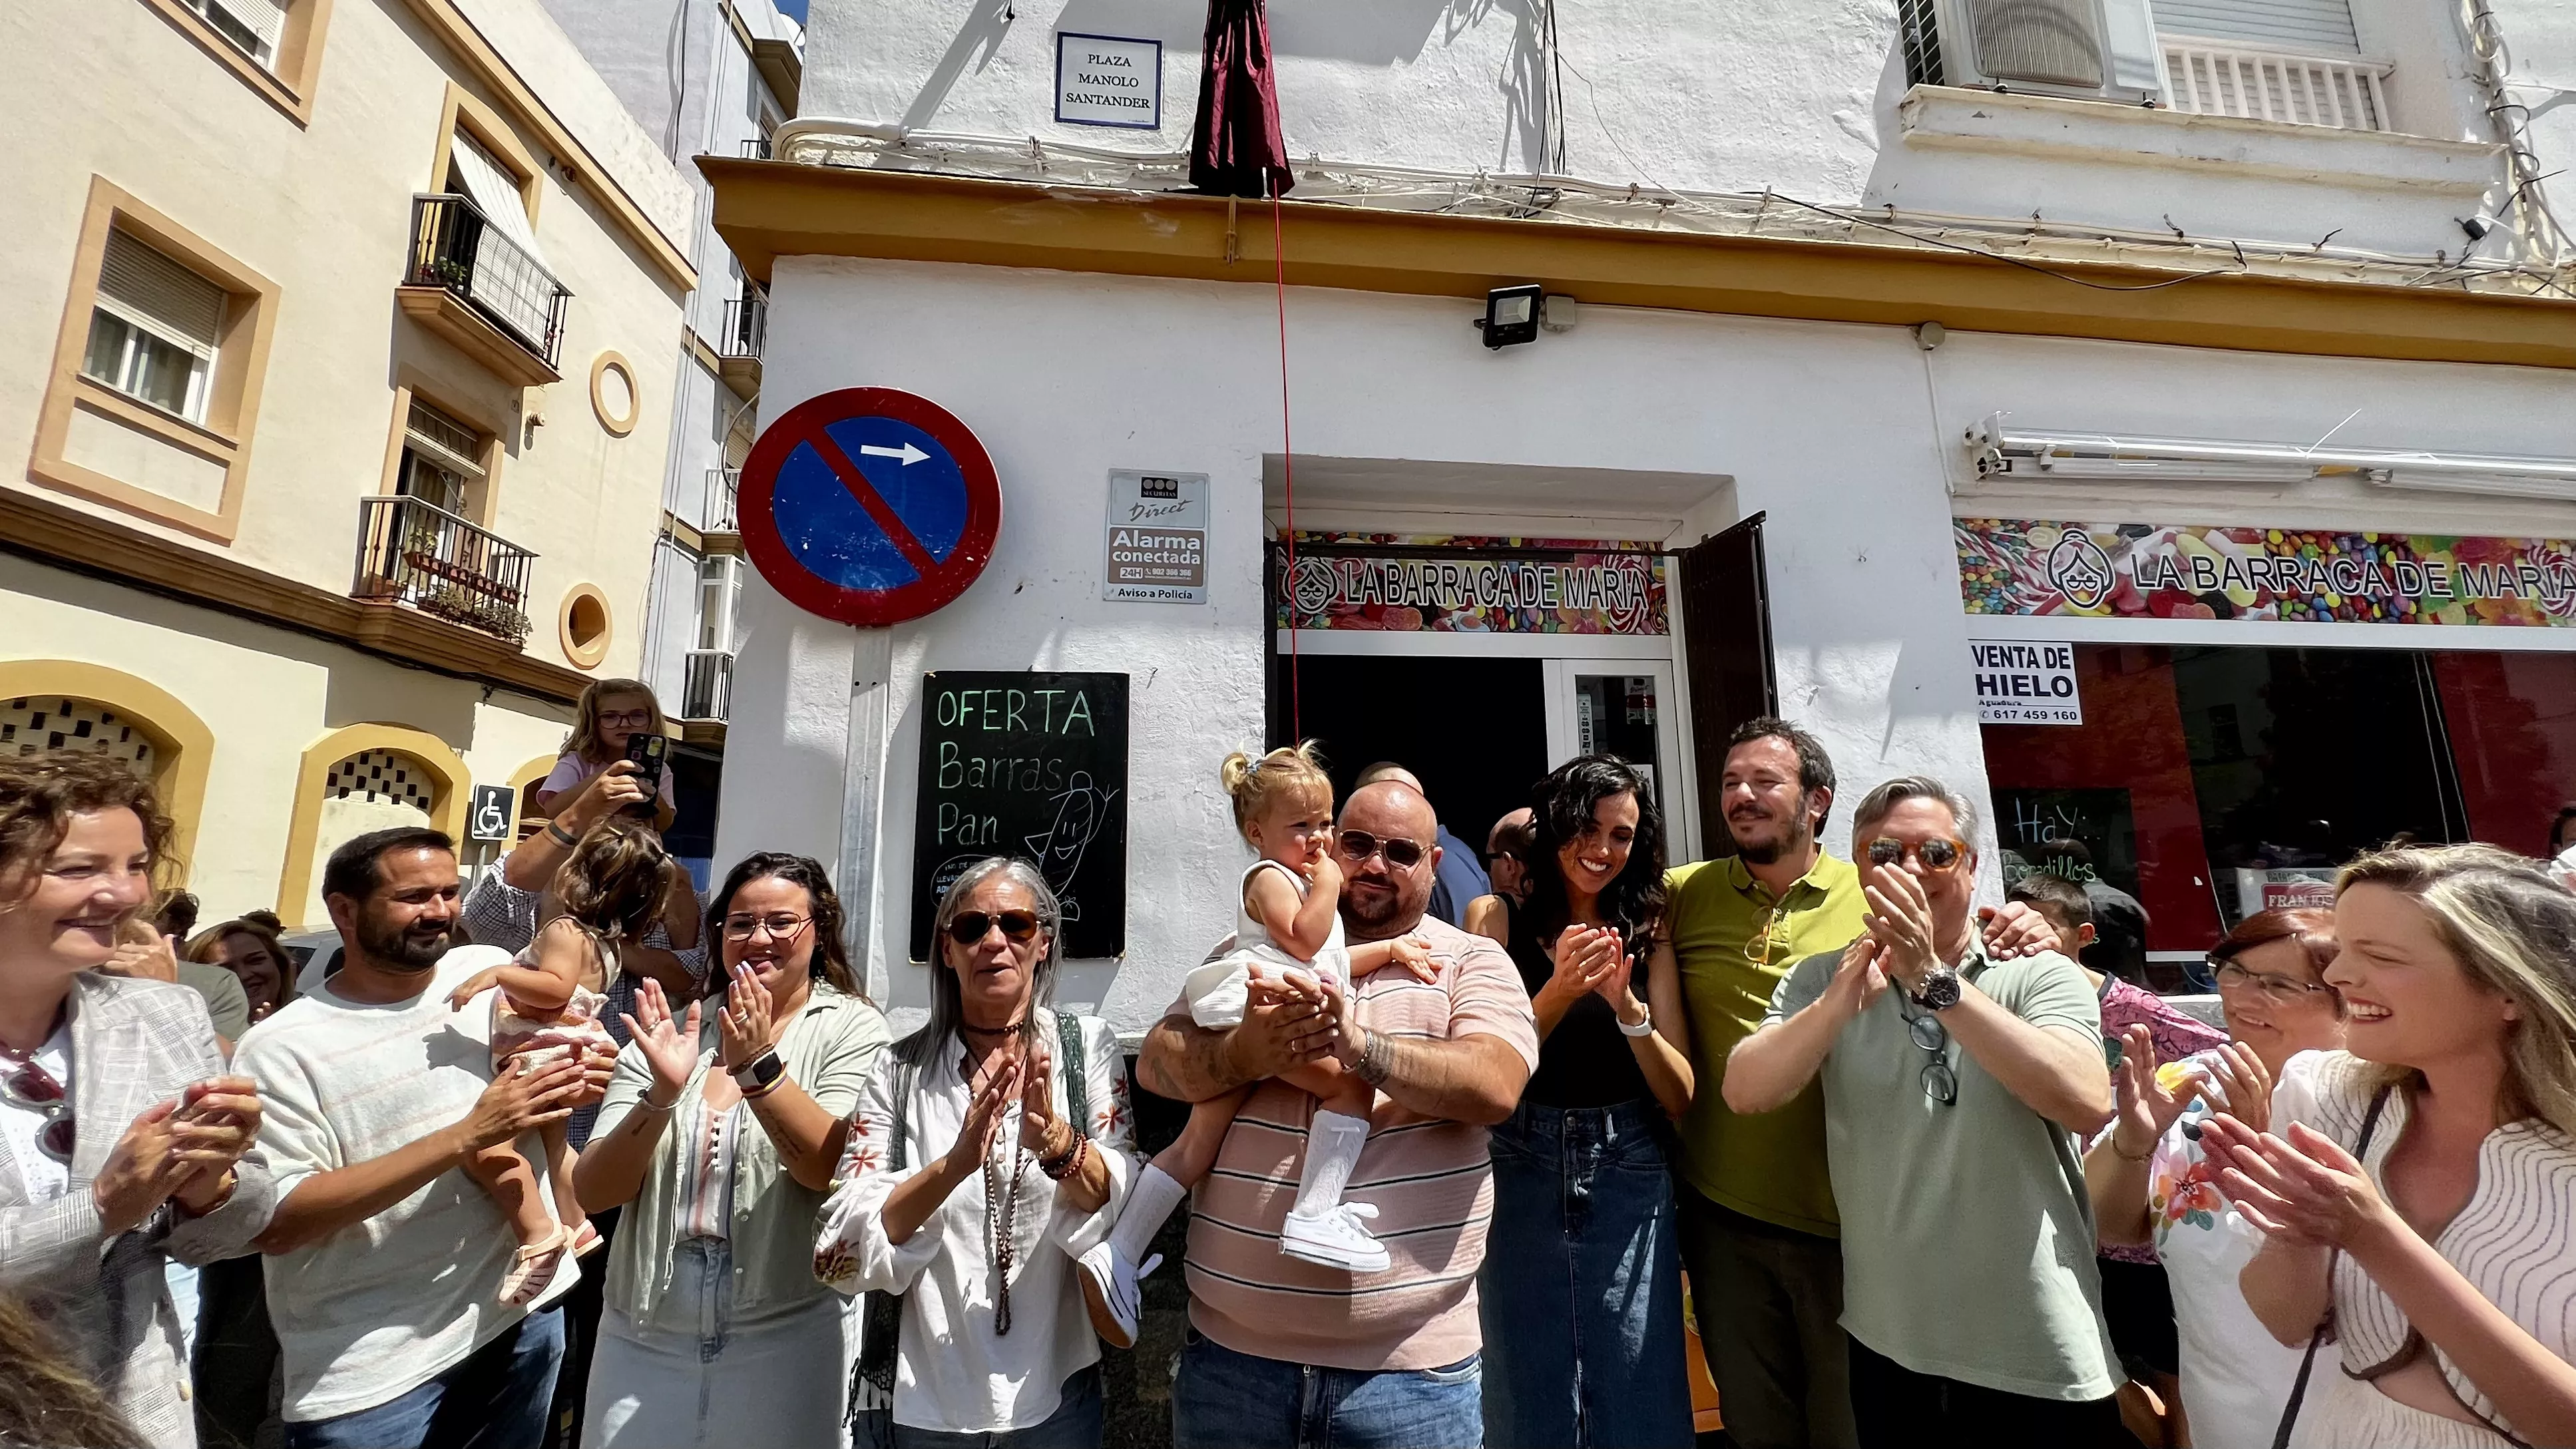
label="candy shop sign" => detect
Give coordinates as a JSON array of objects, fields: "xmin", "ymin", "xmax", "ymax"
[
  {"xmin": 1283, "ymin": 547, "xmax": 1668, "ymax": 635},
  {"xmin": 1957, "ymin": 519, "xmax": 2576, "ymax": 628}
]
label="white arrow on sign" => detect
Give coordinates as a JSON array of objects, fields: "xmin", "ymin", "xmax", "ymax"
[{"xmin": 860, "ymin": 442, "xmax": 930, "ymax": 466}]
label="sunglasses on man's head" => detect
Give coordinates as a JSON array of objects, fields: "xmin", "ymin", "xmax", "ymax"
[
  {"xmin": 1337, "ymin": 830, "xmax": 1427, "ymax": 869},
  {"xmin": 1866, "ymin": 837, "xmax": 1967, "ymax": 873},
  {"xmin": 947, "ymin": 909, "xmax": 1042, "ymax": 945}
]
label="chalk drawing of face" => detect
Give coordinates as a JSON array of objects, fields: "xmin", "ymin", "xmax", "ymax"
[
  {"xmin": 1024, "ymin": 771, "xmax": 1120, "ymax": 923},
  {"xmin": 2047, "ymin": 531, "xmax": 2117, "ymax": 610}
]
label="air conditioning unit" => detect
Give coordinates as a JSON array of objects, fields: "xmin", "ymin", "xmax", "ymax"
[{"xmin": 1902, "ymin": 0, "xmax": 2169, "ymax": 104}]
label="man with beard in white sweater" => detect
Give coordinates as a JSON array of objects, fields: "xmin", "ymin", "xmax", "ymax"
[{"xmin": 236, "ymin": 827, "xmax": 612, "ymax": 1449}]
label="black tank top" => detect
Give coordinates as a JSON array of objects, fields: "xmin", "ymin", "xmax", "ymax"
[{"xmin": 1505, "ymin": 898, "xmax": 1655, "ymax": 1110}]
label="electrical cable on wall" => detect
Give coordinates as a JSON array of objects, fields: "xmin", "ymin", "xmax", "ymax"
[{"xmin": 1271, "ymin": 175, "xmax": 1299, "ymax": 741}]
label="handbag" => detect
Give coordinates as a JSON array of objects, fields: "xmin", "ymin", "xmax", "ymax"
[
  {"xmin": 2269, "ymin": 1083, "xmax": 2392, "ymax": 1449},
  {"xmin": 843, "ymin": 1014, "xmax": 1096, "ymax": 1438}
]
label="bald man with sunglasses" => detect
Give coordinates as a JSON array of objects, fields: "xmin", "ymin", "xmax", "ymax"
[
  {"xmin": 1141, "ymin": 780, "xmax": 1537, "ymax": 1449},
  {"xmin": 1727, "ymin": 775, "xmax": 2120, "ymax": 1446}
]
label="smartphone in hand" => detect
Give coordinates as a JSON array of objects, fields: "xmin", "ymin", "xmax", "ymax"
[{"xmin": 624, "ymin": 731, "xmax": 668, "ymax": 817}]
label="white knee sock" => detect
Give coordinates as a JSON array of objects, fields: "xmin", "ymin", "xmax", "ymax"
[
  {"xmin": 1112, "ymin": 1163, "xmax": 1188, "ymax": 1262},
  {"xmin": 1293, "ymin": 1110, "xmax": 1371, "ymax": 1217}
]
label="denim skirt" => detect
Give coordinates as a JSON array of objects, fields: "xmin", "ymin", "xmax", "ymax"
[{"xmin": 1477, "ymin": 1098, "xmax": 1694, "ymax": 1449}]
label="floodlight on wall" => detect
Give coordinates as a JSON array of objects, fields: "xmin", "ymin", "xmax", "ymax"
[
  {"xmin": 1965, "ymin": 415, "xmax": 2576, "ymax": 500},
  {"xmin": 1476, "ymin": 284, "xmax": 1546, "ymax": 349}
]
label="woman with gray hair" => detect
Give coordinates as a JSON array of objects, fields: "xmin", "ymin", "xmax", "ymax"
[{"xmin": 815, "ymin": 857, "xmax": 1138, "ymax": 1449}]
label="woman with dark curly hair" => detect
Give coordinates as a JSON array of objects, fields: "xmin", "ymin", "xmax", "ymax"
[{"xmin": 1476, "ymin": 754, "xmax": 1696, "ymax": 1448}]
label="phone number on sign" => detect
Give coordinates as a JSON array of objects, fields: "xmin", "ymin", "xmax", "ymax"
[{"xmin": 1980, "ymin": 705, "xmax": 2082, "ymax": 724}]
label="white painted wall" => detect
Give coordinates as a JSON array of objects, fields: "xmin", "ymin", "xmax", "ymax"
[{"xmin": 802, "ymin": 0, "xmax": 2535, "ymax": 263}]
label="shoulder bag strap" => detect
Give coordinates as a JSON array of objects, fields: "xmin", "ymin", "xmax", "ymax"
[
  {"xmin": 2270, "ymin": 1083, "xmax": 2395, "ymax": 1449},
  {"xmin": 1058, "ymin": 1012, "xmax": 1092, "ymax": 1141}
]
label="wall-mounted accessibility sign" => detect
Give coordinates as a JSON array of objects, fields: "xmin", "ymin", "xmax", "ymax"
[
  {"xmin": 1056, "ymin": 33, "xmax": 1162, "ymax": 129},
  {"xmin": 1972, "ymin": 640, "xmax": 2083, "ymax": 725},
  {"xmin": 1103, "ymin": 470, "xmax": 1207, "ymax": 604}
]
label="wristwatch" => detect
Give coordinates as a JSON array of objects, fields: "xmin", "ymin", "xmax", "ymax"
[
  {"xmin": 1910, "ymin": 966, "xmax": 1962, "ymax": 1012},
  {"xmin": 1616, "ymin": 1004, "xmax": 1655, "ymax": 1038},
  {"xmin": 730, "ymin": 1047, "xmax": 786, "ymax": 1095}
]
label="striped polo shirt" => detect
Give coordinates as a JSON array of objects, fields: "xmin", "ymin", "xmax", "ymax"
[{"xmin": 1174, "ymin": 915, "xmax": 1539, "ymax": 1371}]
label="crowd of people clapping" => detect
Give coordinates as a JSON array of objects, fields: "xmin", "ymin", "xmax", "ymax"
[{"xmin": 5, "ymin": 684, "xmax": 2575, "ymax": 1449}]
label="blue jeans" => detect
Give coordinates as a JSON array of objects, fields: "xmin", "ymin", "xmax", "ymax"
[
  {"xmin": 287, "ymin": 1307, "xmax": 564, "ymax": 1449},
  {"xmin": 1172, "ymin": 1331, "xmax": 1484, "ymax": 1449},
  {"xmin": 1478, "ymin": 1100, "xmax": 1693, "ymax": 1449}
]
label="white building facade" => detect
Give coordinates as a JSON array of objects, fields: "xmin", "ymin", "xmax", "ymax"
[{"xmin": 709, "ymin": 0, "xmax": 2576, "ymax": 1032}]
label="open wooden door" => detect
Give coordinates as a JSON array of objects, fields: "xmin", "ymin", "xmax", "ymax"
[{"xmin": 1677, "ymin": 512, "xmax": 1779, "ymax": 855}]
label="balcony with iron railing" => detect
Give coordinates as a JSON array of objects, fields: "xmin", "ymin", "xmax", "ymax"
[
  {"xmin": 704, "ymin": 467, "xmax": 741, "ymax": 537},
  {"xmin": 2161, "ymin": 37, "xmax": 2392, "ymax": 131},
  {"xmin": 397, "ymin": 194, "xmax": 572, "ymax": 387},
  {"xmin": 716, "ymin": 293, "xmax": 767, "ymax": 393},
  {"xmin": 681, "ymin": 648, "xmax": 734, "ymax": 722},
  {"xmin": 740, "ymin": 136, "xmax": 773, "ymax": 160},
  {"xmin": 351, "ymin": 495, "xmax": 537, "ymax": 645}
]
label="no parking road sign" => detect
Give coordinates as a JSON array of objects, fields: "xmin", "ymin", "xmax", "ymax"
[{"xmin": 738, "ymin": 387, "xmax": 1002, "ymax": 628}]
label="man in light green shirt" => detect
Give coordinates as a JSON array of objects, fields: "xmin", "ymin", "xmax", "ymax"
[{"xmin": 1729, "ymin": 776, "xmax": 2120, "ymax": 1445}]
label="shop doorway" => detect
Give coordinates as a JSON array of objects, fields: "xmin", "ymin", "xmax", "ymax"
[{"xmin": 1272, "ymin": 654, "xmax": 1550, "ymax": 856}]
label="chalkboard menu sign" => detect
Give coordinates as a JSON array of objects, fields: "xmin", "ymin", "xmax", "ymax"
[{"xmin": 909, "ymin": 672, "xmax": 1128, "ymax": 961}]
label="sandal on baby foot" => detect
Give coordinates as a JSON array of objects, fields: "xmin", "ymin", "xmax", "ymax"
[
  {"xmin": 570, "ymin": 1221, "xmax": 606, "ymax": 1259},
  {"xmin": 499, "ymin": 1227, "xmax": 570, "ymax": 1307}
]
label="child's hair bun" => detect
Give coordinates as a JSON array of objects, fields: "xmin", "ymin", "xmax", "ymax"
[{"xmin": 1219, "ymin": 741, "xmax": 1333, "ymax": 835}]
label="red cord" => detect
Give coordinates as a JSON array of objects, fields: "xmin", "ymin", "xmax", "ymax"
[{"xmin": 1271, "ymin": 176, "xmax": 1298, "ymax": 741}]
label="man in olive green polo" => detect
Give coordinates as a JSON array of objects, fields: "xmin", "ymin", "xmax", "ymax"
[
  {"xmin": 1665, "ymin": 718, "xmax": 1865, "ymax": 1449},
  {"xmin": 1667, "ymin": 720, "xmax": 2054, "ymax": 1449}
]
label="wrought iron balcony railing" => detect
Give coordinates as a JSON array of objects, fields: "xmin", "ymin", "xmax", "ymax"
[
  {"xmin": 740, "ymin": 136, "xmax": 773, "ymax": 160},
  {"xmin": 405, "ymin": 194, "xmax": 572, "ymax": 367},
  {"xmin": 352, "ymin": 495, "xmax": 537, "ymax": 644},
  {"xmin": 720, "ymin": 294, "xmax": 767, "ymax": 359},
  {"xmin": 682, "ymin": 648, "xmax": 734, "ymax": 721}
]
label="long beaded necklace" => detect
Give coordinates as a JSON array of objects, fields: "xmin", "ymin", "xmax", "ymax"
[{"xmin": 972, "ymin": 1046, "xmax": 1030, "ymax": 1336}]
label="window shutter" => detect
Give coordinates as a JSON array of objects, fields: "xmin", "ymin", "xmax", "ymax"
[
  {"xmin": 404, "ymin": 399, "xmax": 487, "ymax": 480},
  {"xmin": 210, "ymin": 0, "xmax": 288, "ymax": 56},
  {"xmin": 447, "ymin": 130, "xmax": 548, "ymax": 261},
  {"xmin": 2155, "ymin": 0, "xmax": 2358, "ymax": 53},
  {"xmin": 97, "ymin": 230, "xmax": 224, "ymax": 358}
]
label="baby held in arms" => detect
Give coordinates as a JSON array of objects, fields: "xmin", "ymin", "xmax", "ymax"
[
  {"xmin": 1075, "ymin": 742, "xmax": 1434, "ymax": 1348},
  {"xmin": 449, "ymin": 818, "xmax": 670, "ymax": 1303}
]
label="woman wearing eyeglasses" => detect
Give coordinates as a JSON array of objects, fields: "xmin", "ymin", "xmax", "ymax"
[
  {"xmin": 1478, "ymin": 755, "xmax": 1697, "ymax": 1449},
  {"xmin": 813, "ymin": 857, "xmax": 1138, "ymax": 1449},
  {"xmin": 2081, "ymin": 907, "xmax": 2344, "ymax": 1449},
  {"xmin": 533, "ymin": 680, "xmax": 678, "ymax": 834},
  {"xmin": 0, "ymin": 751, "xmax": 272, "ymax": 1449},
  {"xmin": 2201, "ymin": 847, "xmax": 2576, "ymax": 1449},
  {"xmin": 571, "ymin": 853, "xmax": 891, "ymax": 1448}
]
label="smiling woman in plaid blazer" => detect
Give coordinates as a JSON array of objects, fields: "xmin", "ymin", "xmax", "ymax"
[{"xmin": 0, "ymin": 751, "xmax": 274, "ymax": 1449}]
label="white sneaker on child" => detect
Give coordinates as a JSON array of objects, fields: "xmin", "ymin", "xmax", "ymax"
[
  {"xmin": 1075, "ymin": 1241, "xmax": 1162, "ymax": 1350},
  {"xmin": 1279, "ymin": 1201, "xmax": 1392, "ymax": 1273}
]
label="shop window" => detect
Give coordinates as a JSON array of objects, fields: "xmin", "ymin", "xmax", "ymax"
[{"xmin": 1980, "ymin": 642, "xmax": 2569, "ymax": 988}]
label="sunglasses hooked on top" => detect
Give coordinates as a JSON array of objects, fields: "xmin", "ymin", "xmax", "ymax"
[
  {"xmin": 1337, "ymin": 829, "xmax": 1427, "ymax": 869},
  {"xmin": 948, "ymin": 909, "xmax": 1042, "ymax": 945},
  {"xmin": 1866, "ymin": 837, "xmax": 1967, "ymax": 873},
  {"xmin": 1, "ymin": 1052, "xmax": 72, "ymax": 1165}
]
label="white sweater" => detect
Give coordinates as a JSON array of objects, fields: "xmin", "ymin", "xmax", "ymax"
[{"xmin": 236, "ymin": 948, "xmax": 575, "ymax": 1422}]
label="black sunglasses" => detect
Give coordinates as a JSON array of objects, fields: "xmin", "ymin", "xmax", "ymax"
[
  {"xmin": 1338, "ymin": 829, "xmax": 1427, "ymax": 869},
  {"xmin": 1904, "ymin": 1007, "xmax": 1958, "ymax": 1106},
  {"xmin": 947, "ymin": 909, "xmax": 1042, "ymax": 945}
]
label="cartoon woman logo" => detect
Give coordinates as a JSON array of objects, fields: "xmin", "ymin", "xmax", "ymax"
[
  {"xmin": 2045, "ymin": 530, "xmax": 2117, "ymax": 610},
  {"xmin": 1288, "ymin": 556, "xmax": 1341, "ymax": 618}
]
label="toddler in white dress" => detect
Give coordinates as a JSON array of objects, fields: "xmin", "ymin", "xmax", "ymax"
[{"xmin": 1075, "ymin": 743, "xmax": 1430, "ymax": 1348}]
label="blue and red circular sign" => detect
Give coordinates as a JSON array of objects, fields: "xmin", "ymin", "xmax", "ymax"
[{"xmin": 738, "ymin": 387, "xmax": 1002, "ymax": 627}]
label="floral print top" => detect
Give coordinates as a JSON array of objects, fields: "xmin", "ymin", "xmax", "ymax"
[{"xmin": 2099, "ymin": 976, "xmax": 2225, "ymax": 1264}]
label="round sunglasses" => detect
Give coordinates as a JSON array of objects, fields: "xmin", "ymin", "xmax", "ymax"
[
  {"xmin": 1902, "ymin": 1005, "xmax": 1958, "ymax": 1106},
  {"xmin": 947, "ymin": 909, "xmax": 1042, "ymax": 945},
  {"xmin": 2, "ymin": 1053, "xmax": 72, "ymax": 1165}
]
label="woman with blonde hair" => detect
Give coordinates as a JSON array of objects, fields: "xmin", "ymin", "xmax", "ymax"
[
  {"xmin": 185, "ymin": 919, "xmax": 296, "ymax": 1026},
  {"xmin": 2203, "ymin": 844, "xmax": 2576, "ymax": 1448}
]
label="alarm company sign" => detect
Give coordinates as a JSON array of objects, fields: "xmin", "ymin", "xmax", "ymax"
[{"xmin": 1102, "ymin": 470, "xmax": 1208, "ymax": 604}]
